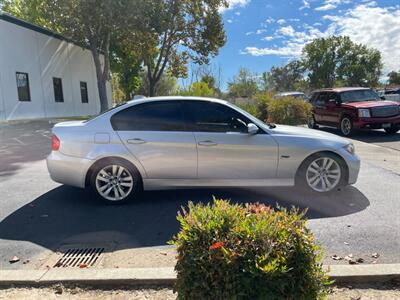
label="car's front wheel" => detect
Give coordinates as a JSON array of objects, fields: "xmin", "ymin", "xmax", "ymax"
[
  {"xmin": 89, "ymin": 159, "xmax": 141, "ymax": 204},
  {"xmin": 297, "ymin": 153, "xmax": 346, "ymax": 193},
  {"xmin": 340, "ymin": 116, "xmax": 353, "ymax": 136},
  {"xmin": 307, "ymin": 115, "xmax": 319, "ymax": 129}
]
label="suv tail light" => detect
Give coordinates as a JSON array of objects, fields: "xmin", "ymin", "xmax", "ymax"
[{"xmin": 51, "ymin": 134, "xmax": 60, "ymax": 151}]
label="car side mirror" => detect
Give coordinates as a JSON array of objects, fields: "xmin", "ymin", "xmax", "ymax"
[
  {"xmin": 380, "ymin": 96, "xmax": 386, "ymax": 100},
  {"xmin": 247, "ymin": 123, "xmax": 259, "ymax": 135}
]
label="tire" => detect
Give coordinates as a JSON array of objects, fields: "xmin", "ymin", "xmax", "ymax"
[
  {"xmin": 384, "ymin": 125, "xmax": 399, "ymax": 134},
  {"xmin": 307, "ymin": 115, "xmax": 319, "ymax": 129},
  {"xmin": 339, "ymin": 116, "xmax": 353, "ymax": 136},
  {"xmin": 296, "ymin": 152, "xmax": 346, "ymax": 193},
  {"xmin": 89, "ymin": 158, "xmax": 141, "ymax": 204}
]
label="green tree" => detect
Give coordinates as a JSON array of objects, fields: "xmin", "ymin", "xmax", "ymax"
[
  {"xmin": 388, "ymin": 71, "xmax": 400, "ymax": 85},
  {"xmin": 137, "ymin": 70, "xmax": 177, "ymax": 96},
  {"xmin": 302, "ymin": 36, "xmax": 382, "ymax": 88},
  {"xmin": 228, "ymin": 67, "xmax": 259, "ymax": 98},
  {"xmin": 1, "ymin": 0, "xmax": 143, "ymax": 111},
  {"xmin": 110, "ymin": 39, "xmax": 142, "ymax": 101},
  {"xmin": 140, "ymin": 0, "xmax": 227, "ymax": 97},
  {"xmin": 268, "ymin": 60, "xmax": 305, "ymax": 91}
]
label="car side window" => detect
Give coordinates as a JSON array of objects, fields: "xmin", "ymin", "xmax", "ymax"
[
  {"xmin": 328, "ymin": 92, "xmax": 339, "ymax": 102},
  {"xmin": 310, "ymin": 92, "xmax": 319, "ymax": 104},
  {"xmin": 111, "ymin": 101, "xmax": 186, "ymax": 131},
  {"xmin": 315, "ymin": 92, "xmax": 327, "ymax": 106},
  {"xmin": 184, "ymin": 101, "xmax": 250, "ymax": 133}
]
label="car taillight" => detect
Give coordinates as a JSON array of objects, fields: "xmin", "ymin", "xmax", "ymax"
[{"xmin": 51, "ymin": 134, "xmax": 60, "ymax": 151}]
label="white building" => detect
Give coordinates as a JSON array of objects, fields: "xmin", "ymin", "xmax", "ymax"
[{"xmin": 0, "ymin": 13, "xmax": 112, "ymax": 121}]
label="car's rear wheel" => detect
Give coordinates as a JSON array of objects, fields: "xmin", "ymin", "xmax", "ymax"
[
  {"xmin": 384, "ymin": 124, "xmax": 399, "ymax": 134},
  {"xmin": 297, "ymin": 153, "xmax": 346, "ymax": 193},
  {"xmin": 90, "ymin": 159, "xmax": 141, "ymax": 204},
  {"xmin": 340, "ymin": 116, "xmax": 353, "ymax": 136}
]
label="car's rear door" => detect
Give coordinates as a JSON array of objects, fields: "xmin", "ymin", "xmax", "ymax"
[
  {"xmin": 111, "ymin": 100, "xmax": 197, "ymax": 179},
  {"xmin": 183, "ymin": 100, "xmax": 278, "ymax": 180},
  {"xmin": 313, "ymin": 92, "xmax": 328, "ymax": 124}
]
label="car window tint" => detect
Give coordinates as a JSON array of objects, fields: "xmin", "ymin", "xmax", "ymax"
[
  {"xmin": 328, "ymin": 92, "xmax": 338, "ymax": 101},
  {"xmin": 184, "ymin": 101, "xmax": 249, "ymax": 133},
  {"xmin": 315, "ymin": 92, "xmax": 327, "ymax": 106},
  {"xmin": 111, "ymin": 101, "xmax": 186, "ymax": 131}
]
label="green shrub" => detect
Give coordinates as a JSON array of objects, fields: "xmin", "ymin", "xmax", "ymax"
[
  {"xmin": 171, "ymin": 199, "xmax": 330, "ymax": 300},
  {"xmin": 253, "ymin": 92, "xmax": 275, "ymax": 121},
  {"xmin": 236, "ymin": 103, "xmax": 259, "ymax": 117},
  {"xmin": 266, "ymin": 96, "xmax": 312, "ymax": 125}
]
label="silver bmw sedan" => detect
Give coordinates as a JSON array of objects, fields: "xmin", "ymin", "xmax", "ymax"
[{"xmin": 46, "ymin": 96, "xmax": 360, "ymax": 204}]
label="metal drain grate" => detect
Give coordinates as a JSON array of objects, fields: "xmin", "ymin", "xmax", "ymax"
[{"xmin": 53, "ymin": 247, "xmax": 105, "ymax": 268}]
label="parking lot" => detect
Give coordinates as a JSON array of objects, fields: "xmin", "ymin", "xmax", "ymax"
[{"xmin": 0, "ymin": 121, "xmax": 399, "ymax": 270}]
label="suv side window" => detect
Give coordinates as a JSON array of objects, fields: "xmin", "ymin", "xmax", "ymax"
[
  {"xmin": 315, "ymin": 92, "xmax": 328, "ymax": 106},
  {"xmin": 327, "ymin": 92, "xmax": 339, "ymax": 102},
  {"xmin": 111, "ymin": 101, "xmax": 186, "ymax": 131},
  {"xmin": 184, "ymin": 101, "xmax": 250, "ymax": 133},
  {"xmin": 310, "ymin": 92, "xmax": 319, "ymax": 104}
]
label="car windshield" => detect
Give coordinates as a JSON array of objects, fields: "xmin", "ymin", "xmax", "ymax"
[{"xmin": 340, "ymin": 90, "xmax": 380, "ymax": 103}]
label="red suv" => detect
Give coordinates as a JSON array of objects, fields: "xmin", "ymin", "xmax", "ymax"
[{"xmin": 308, "ymin": 87, "xmax": 400, "ymax": 136}]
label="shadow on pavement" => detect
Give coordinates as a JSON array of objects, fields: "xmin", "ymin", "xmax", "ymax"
[
  {"xmin": 0, "ymin": 121, "xmax": 53, "ymax": 180},
  {"xmin": 317, "ymin": 127, "xmax": 400, "ymax": 148},
  {"xmin": 0, "ymin": 184, "xmax": 370, "ymax": 253}
]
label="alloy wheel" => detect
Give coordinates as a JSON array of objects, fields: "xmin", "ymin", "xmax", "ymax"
[
  {"xmin": 341, "ymin": 118, "xmax": 352, "ymax": 135},
  {"xmin": 306, "ymin": 157, "xmax": 341, "ymax": 192},
  {"xmin": 95, "ymin": 165, "xmax": 134, "ymax": 201}
]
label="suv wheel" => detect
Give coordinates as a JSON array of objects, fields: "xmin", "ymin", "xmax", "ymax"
[
  {"xmin": 307, "ymin": 116, "xmax": 319, "ymax": 129},
  {"xmin": 297, "ymin": 153, "xmax": 345, "ymax": 193},
  {"xmin": 340, "ymin": 116, "xmax": 353, "ymax": 136},
  {"xmin": 384, "ymin": 124, "xmax": 399, "ymax": 134},
  {"xmin": 90, "ymin": 159, "xmax": 141, "ymax": 204}
]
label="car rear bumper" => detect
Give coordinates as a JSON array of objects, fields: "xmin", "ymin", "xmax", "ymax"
[
  {"xmin": 354, "ymin": 115, "xmax": 400, "ymax": 128},
  {"xmin": 46, "ymin": 151, "xmax": 93, "ymax": 188}
]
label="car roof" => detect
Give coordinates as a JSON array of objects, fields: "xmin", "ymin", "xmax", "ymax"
[
  {"xmin": 276, "ymin": 91, "xmax": 305, "ymax": 96},
  {"xmin": 312, "ymin": 87, "xmax": 371, "ymax": 93},
  {"xmin": 127, "ymin": 96, "xmax": 229, "ymax": 106}
]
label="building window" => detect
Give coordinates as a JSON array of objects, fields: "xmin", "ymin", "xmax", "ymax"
[
  {"xmin": 16, "ymin": 72, "xmax": 31, "ymax": 102},
  {"xmin": 53, "ymin": 77, "xmax": 64, "ymax": 102},
  {"xmin": 80, "ymin": 81, "xmax": 88, "ymax": 103}
]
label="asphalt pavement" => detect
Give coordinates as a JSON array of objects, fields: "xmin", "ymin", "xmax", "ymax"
[{"xmin": 0, "ymin": 121, "xmax": 399, "ymax": 270}]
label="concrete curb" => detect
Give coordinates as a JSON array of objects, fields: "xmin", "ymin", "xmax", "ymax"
[{"xmin": 1, "ymin": 264, "xmax": 399, "ymax": 287}]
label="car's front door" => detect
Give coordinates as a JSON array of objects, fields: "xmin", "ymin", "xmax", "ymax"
[
  {"xmin": 324, "ymin": 92, "xmax": 341, "ymax": 125},
  {"xmin": 183, "ymin": 101, "xmax": 278, "ymax": 180},
  {"xmin": 112, "ymin": 101, "xmax": 197, "ymax": 179}
]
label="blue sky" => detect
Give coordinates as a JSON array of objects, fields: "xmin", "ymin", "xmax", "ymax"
[{"xmin": 201, "ymin": 0, "xmax": 400, "ymax": 90}]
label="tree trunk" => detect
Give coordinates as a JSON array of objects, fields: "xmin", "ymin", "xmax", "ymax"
[
  {"xmin": 91, "ymin": 47, "xmax": 110, "ymax": 112},
  {"xmin": 149, "ymin": 80, "xmax": 156, "ymax": 97}
]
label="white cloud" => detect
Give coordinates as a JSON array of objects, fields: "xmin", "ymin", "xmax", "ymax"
[
  {"xmin": 299, "ymin": 0, "xmax": 310, "ymax": 10},
  {"xmin": 278, "ymin": 25, "xmax": 296, "ymax": 37},
  {"xmin": 333, "ymin": 4, "xmax": 400, "ymax": 72},
  {"xmin": 262, "ymin": 36, "xmax": 275, "ymax": 41},
  {"xmin": 242, "ymin": 3, "xmax": 400, "ymax": 73},
  {"xmin": 219, "ymin": 0, "xmax": 251, "ymax": 12},
  {"xmin": 315, "ymin": 3, "xmax": 336, "ymax": 11},
  {"xmin": 277, "ymin": 19, "xmax": 286, "ymax": 25}
]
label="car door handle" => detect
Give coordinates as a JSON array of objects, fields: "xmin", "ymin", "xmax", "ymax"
[
  {"xmin": 198, "ymin": 140, "xmax": 217, "ymax": 146},
  {"xmin": 127, "ymin": 138, "xmax": 146, "ymax": 144}
]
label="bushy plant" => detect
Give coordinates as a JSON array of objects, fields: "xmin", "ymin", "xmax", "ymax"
[
  {"xmin": 267, "ymin": 97, "xmax": 312, "ymax": 125},
  {"xmin": 236, "ymin": 103, "xmax": 259, "ymax": 117},
  {"xmin": 171, "ymin": 199, "xmax": 330, "ymax": 300},
  {"xmin": 253, "ymin": 92, "xmax": 275, "ymax": 121}
]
